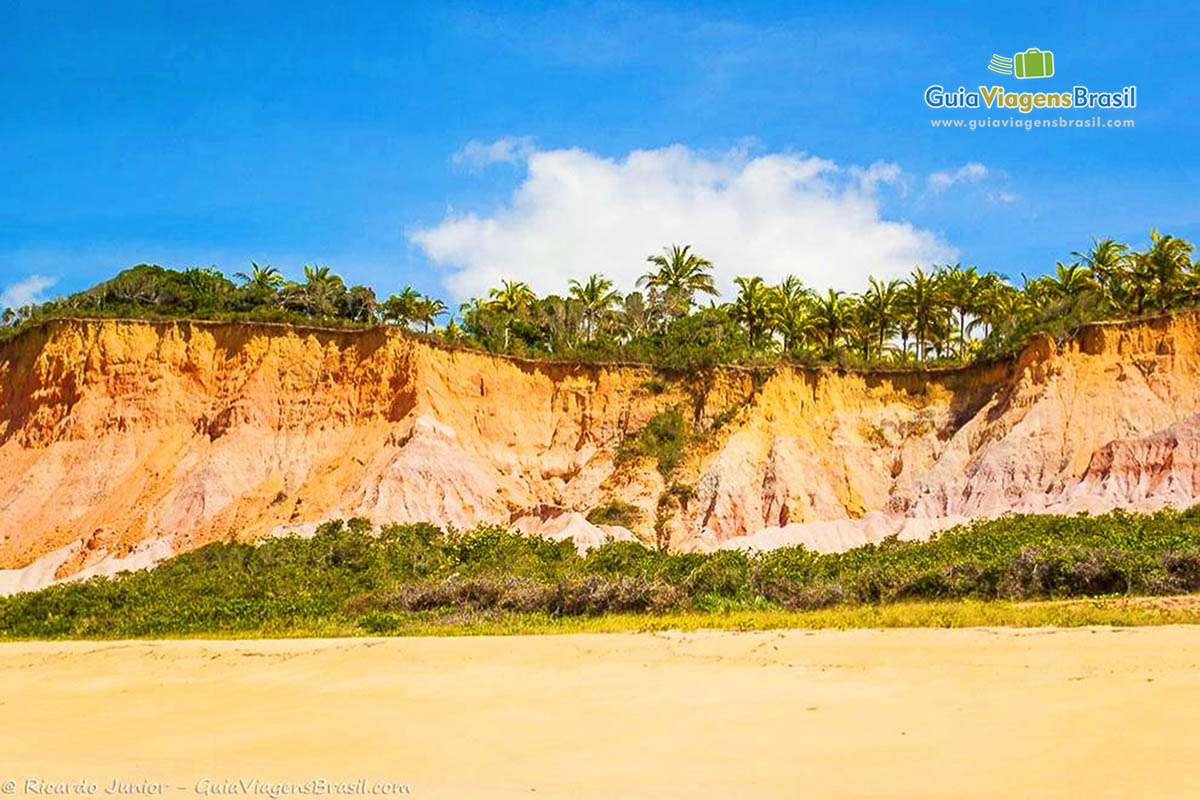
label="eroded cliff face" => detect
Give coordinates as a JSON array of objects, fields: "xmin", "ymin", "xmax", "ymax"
[{"xmin": 3, "ymin": 314, "xmax": 1200, "ymax": 589}]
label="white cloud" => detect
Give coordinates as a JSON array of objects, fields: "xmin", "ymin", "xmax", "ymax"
[
  {"xmin": 987, "ymin": 190, "xmax": 1019, "ymax": 204},
  {"xmin": 412, "ymin": 145, "xmax": 955, "ymax": 299},
  {"xmin": 849, "ymin": 160, "xmax": 903, "ymax": 192},
  {"xmin": 452, "ymin": 136, "xmax": 536, "ymax": 170},
  {"xmin": 1, "ymin": 274, "xmax": 57, "ymax": 310},
  {"xmin": 928, "ymin": 162, "xmax": 989, "ymax": 192}
]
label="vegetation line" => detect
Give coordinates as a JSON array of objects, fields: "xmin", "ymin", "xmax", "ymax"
[
  {"xmin": 1, "ymin": 232, "xmax": 1194, "ymax": 371},
  {"xmin": 7, "ymin": 509, "xmax": 1200, "ymax": 638}
]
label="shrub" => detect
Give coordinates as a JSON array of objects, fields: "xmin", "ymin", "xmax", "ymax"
[
  {"xmin": 998, "ymin": 547, "xmax": 1135, "ymax": 599},
  {"xmin": 585, "ymin": 501, "xmax": 642, "ymax": 528},
  {"xmin": 765, "ymin": 579, "xmax": 846, "ymax": 610},
  {"xmin": 583, "ymin": 540, "xmax": 659, "ymax": 577},
  {"xmin": 1160, "ymin": 549, "xmax": 1200, "ymax": 592},
  {"xmin": 554, "ymin": 576, "xmax": 680, "ymax": 615},
  {"xmin": 7, "ymin": 510, "xmax": 1200, "ymax": 637},
  {"xmin": 617, "ymin": 408, "xmax": 689, "ymax": 475},
  {"xmin": 683, "ymin": 550, "xmax": 752, "ymax": 600}
]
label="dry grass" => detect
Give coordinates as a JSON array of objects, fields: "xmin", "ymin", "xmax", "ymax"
[
  {"xmin": 8, "ymin": 595, "xmax": 1193, "ymax": 641},
  {"xmin": 366, "ymin": 595, "xmax": 1200, "ymax": 637}
]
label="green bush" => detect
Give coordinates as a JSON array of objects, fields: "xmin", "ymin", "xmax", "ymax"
[
  {"xmin": 6, "ymin": 510, "xmax": 1200, "ymax": 637},
  {"xmin": 585, "ymin": 501, "xmax": 642, "ymax": 528},
  {"xmin": 617, "ymin": 408, "xmax": 689, "ymax": 475}
]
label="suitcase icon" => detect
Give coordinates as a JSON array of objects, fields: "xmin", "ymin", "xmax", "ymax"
[{"xmin": 1013, "ymin": 48, "xmax": 1054, "ymax": 79}]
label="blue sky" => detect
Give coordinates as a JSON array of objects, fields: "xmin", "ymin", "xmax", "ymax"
[{"xmin": 5, "ymin": 0, "xmax": 1198, "ymax": 307}]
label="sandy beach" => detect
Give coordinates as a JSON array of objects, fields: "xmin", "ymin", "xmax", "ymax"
[{"xmin": 1, "ymin": 627, "xmax": 1198, "ymax": 799}]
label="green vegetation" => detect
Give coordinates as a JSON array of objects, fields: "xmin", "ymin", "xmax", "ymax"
[
  {"xmin": 339, "ymin": 599, "xmax": 1200, "ymax": 636},
  {"xmin": 3, "ymin": 232, "xmax": 1196, "ymax": 370},
  {"xmin": 6, "ymin": 510, "xmax": 1200, "ymax": 638},
  {"xmin": 616, "ymin": 408, "xmax": 690, "ymax": 475},
  {"xmin": 585, "ymin": 501, "xmax": 642, "ymax": 528}
]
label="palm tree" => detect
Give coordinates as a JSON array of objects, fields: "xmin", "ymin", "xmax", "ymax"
[
  {"xmin": 381, "ymin": 286, "xmax": 421, "ymax": 327},
  {"xmin": 488, "ymin": 280, "xmax": 537, "ymax": 348},
  {"xmin": 235, "ymin": 262, "xmax": 284, "ymax": 291},
  {"xmin": 968, "ymin": 272, "xmax": 1009, "ymax": 340},
  {"xmin": 974, "ymin": 278, "xmax": 1019, "ymax": 340},
  {"xmin": 568, "ymin": 274, "xmax": 620, "ymax": 341},
  {"xmin": 488, "ymin": 279, "xmax": 537, "ymax": 315},
  {"xmin": 925, "ymin": 311, "xmax": 954, "ymax": 360},
  {"xmin": 638, "ymin": 245, "xmax": 717, "ymax": 314},
  {"xmin": 299, "ymin": 264, "xmax": 343, "ymax": 317},
  {"xmin": 441, "ymin": 318, "xmax": 463, "ymax": 343},
  {"xmin": 847, "ymin": 302, "xmax": 876, "ymax": 361},
  {"xmin": 770, "ymin": 275, "xmax": 812, "ymax": 353},
  {"xmin": 731, "ymin": 276, "xmax": 774, "ymax": 348},
  {"xmin": 899, "ymin": 267, "xmax": 944, "ymax": 363},
  {"xmin": 456, "ymin": 297, "xmax": 492, "ymax": 339},
  {"xmin": 809, "ymin": 289, "xmax": 852, "ymax": 355},
  {"xmin": 1136, "ymin": 229, "xmax": 1195, "ymax": 312},
  {"xmin": 303, "ymin": 264, "xmax": 332, "ymax": 286},
  {"xmin": 413, "ymin": 295, "xmax": 448, "ymax": 333},
  {"xmin": 895, "ymin": 311, "xmax": 914, "ymax": 361},
  {"xmin": 1073, "ymin": 238, "xmax": 1129, "ymax": 304},
  {"xmin": 1100, "ymin": 270, "xmax": 1138, "ymax": 315},
  {"xmin": 859, "ymin": 276, "xmax": 901, "ymax": 359},
  {"xmin": 941, "ymin": 264, "xmax": 981, "ymax": 358},
  {"xmin": 1046, "ymin": 261, "xmax": 1097, "ymax": 299}
]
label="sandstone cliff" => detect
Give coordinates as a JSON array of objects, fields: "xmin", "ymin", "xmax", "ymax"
[{"xmin": 3, "ymin": 313, "xmax": 1200, "ymax": 589}]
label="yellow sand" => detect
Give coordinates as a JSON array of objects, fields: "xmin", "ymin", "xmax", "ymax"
[{"xmin": 2, "ymin": 628, "xmax": 1197, "ymax": 799}]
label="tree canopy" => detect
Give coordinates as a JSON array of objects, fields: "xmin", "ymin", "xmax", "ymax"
[{"xmin": 3, "ymin": 231, "xmax": 1195, "ymax": 370}]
